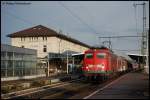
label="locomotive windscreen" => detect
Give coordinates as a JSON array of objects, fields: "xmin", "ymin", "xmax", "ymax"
[
  {"xmin": 85, "ymin": 53, "xmax": 93, "ymax": 59},
  {"xmin": 97, "ymin": 53, "xmax": 106, "ymax": 59}
]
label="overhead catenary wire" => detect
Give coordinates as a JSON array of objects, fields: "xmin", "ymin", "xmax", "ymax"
[
  {"xmin": 113, "ymin": 49, "xmax": 140, "ymax": 51},
  {"xmin": 58, "ymin": 1, "xmax": 98, "ymax": 34},
  {"xmin": 98, "ymin": 35, "xmax": 144, "ymax": 38},
  {"xmin": 2, "ymin": 9, "xmax": 35, "ymax": 26}
]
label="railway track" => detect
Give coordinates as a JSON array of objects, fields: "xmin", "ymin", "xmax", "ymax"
[
  {"xmin": 1, "ymin": 79, "xmax": 88, "ymax": 99},
  {"xmin": 2, "ymin": 73, "xmax": 127, "ymax": 99}
]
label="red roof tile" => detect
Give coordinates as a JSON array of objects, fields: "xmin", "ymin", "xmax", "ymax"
[
  {"xmin": 7, "ymin": 25, "xmax": 58, "ymax": 37},
  {"xmin": 7, "ymin": 25, "xmax": 91, "ymax": 48}
]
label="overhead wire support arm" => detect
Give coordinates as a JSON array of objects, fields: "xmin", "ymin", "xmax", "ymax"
[
  {"xmin": 99, "ymin": 35, "xmax": 143, "ymax": 50},
  {"xmin": 98, "ymin": 35, "xmax": 144, "ymax": 38}
]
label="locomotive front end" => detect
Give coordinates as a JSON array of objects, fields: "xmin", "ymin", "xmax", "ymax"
[{"xmin": 82, "ymin": 49, "xmax": 108, "ymax": 77}]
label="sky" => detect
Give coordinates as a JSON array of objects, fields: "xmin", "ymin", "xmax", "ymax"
[{"xmin": 1, "ymin": 1, "xmax": 149, "ymax": 54}]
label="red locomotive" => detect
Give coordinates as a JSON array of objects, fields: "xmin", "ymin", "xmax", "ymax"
[{"xmin": 82, "ymin": 47, "xmax": 130, "ymax": 80}]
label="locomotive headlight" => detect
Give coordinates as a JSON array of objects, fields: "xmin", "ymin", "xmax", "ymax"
[
  {"xmin": 97, "ymin": 64, "xmax": 104, "ymax": 68},
  {"xmin": 101, "ymin": 65, "xmax": 105, "ymax": 69},
  {"xmin": 88, "ymin": 64, "xmax": 93, "ymax": 68},
  {"xmin": 97, "ymin": 64, "xmax": 102, "ymax": 68},
  {"xmin": 101, "ymin": 64, "xmax": 105, "ymax": 71}
]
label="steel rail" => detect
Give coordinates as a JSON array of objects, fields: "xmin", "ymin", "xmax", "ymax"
[{"xmin": 2, "ymin": 79, "xmax": 82, "ymax": 99}]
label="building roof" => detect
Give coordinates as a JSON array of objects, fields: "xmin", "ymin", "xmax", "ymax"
[
  {"xmin": 7, "ymin": 25, "xmax": 91, "ymax": 48},
  {"xmin": 48, "ymin": 50, "xmax": 79, "ymax": 59},
  {"xmin": 7, "ymin": 25, "xmax": 58, "ymax": 37},
  {"xmin": 62, "ymin": 50, "xmax": 80, "ymax": 55},
  {"xmin": 1, "ymin": 44, "xmax": 37, "ymax": 55},
  {"xmin": 72, "ymin": 52, "xmax": 84, "ymax": 56}
]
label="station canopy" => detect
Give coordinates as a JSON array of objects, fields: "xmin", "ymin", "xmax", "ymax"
[
  {"xmin": 48, "ymin": 50, "xmax": 80, "ymax": 59},
  {"xmin": 127, "ymin": 53, "xmax": 147, "ymax": 63}
]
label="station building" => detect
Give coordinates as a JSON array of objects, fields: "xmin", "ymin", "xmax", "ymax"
[
  {"xmin": 7, "ymin": 25, "xmax": 90, "ymax": 58},
  {"xmin": 7, "ymin": 25, "xmax": 91, "ymax": 75},
  {"xmin": 1, "ymin": 44, "xmax": 45, "ymax": 81}
]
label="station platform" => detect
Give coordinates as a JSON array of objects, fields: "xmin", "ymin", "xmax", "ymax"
[{"xmin": 87, "ymin": 71, "xmax": 149, "ymax": 99}]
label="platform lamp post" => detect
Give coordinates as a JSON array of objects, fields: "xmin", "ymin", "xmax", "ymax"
[
  {"xmin": 66, "ymin": 33, "xmax": 69, "ymax": 74},
  {"xmin": 67, "ymin": 49, "xmax": 68, "ymax": 74},
  {"xmin": 58, "ymin": 30, "xmax": 63, "ymax": 72},
  {"xmin": 47, "ymin": 54, "xmax": 49, "ymax": 77},
  {"xmin": 146, "ymin": 30, "xmax": 149, "ymax": 74}
]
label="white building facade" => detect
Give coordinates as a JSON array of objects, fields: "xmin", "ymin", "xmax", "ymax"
[{"xmin": 8, "ymin": 25, "xmax": 90, "ymax": 58}]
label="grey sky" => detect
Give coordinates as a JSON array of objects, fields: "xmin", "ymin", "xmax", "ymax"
[{"xmin": 1, "ymin": 1, "xmax": 149, "ymax": 54}]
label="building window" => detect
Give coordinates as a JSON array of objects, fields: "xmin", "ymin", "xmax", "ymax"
[
  {"xmin": 43, "ymin": 37, "xmax": 47, "ymax": 41},
  {"xmin": 29, "ymin": 37, "xmax": 31, "ymax": 41},
  {"xmin": 34, "ymin": 37, "xmax": 36, "ymax": 40},
  {"xmin": 43, "ymin": 45, "xmax": 47, "ymax": 52}
]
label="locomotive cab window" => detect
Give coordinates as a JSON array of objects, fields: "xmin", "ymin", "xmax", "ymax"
[
  {"xmin": 85, "ymin": 53, "xmax": 93, "ymax": 58},
  {"xmin": 97, "ymin": 53, "xmax": 106, "ymax": 58}
]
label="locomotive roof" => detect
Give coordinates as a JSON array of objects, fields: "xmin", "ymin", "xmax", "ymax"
[
  {"xmin": 90, "ymin": 46, "xmax": 109, "ymax": 49},
  {"xmin": 85, "ymin": 48, "xmax": 133, "ymax": 62},
  {"xmin": 88, "ymin": 46, "xmax": 114, "ymax": 53}
]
